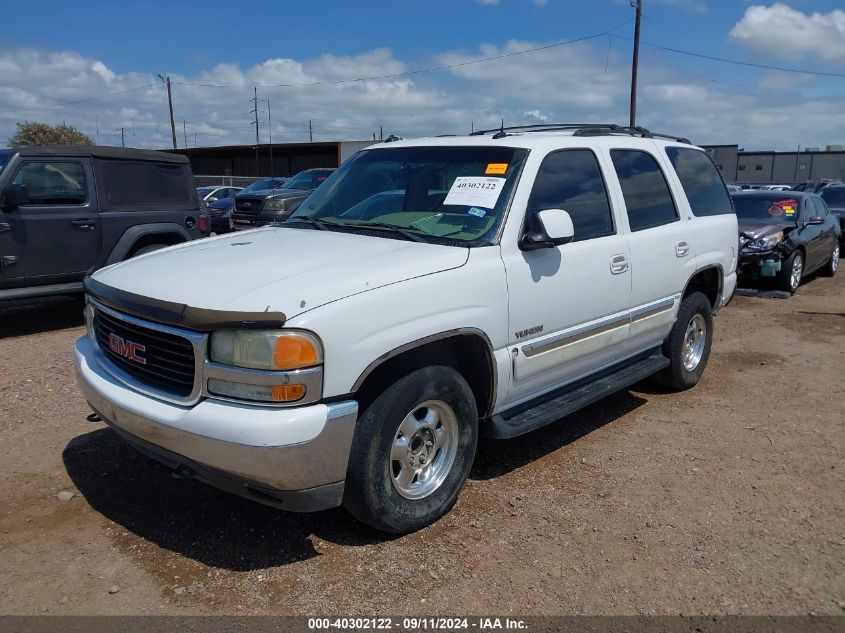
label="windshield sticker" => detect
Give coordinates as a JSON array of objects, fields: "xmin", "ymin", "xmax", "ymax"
[
  {"xmin": 467, "ymin": 207, "xmax": 487, "ymax": 218},
  {"xmin": 768, "ymin": 205, "xmax": 785, "ymax": 217},
  {"xmin": 485, "ymin": 163, "xmax": 508, "ymax": 175},
  {"xmin": 443, "ymin": 176, "xmax": 506, "ymax": 209}
]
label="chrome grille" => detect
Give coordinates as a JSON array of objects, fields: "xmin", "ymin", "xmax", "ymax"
[{"xmin": 93, "ymin": 307, "xmax": 196, "ymax": 398}]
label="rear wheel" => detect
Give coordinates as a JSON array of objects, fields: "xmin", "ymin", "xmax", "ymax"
[
  {"xmin": 343, "ymin": 365, "xmax": 478, "ymax": 534},
  {"xmin": 777, "ymin": 250, "xmax": 803, "ymax": 293},
  {"xmin": 820, "ymin": 243, "xmax": 839, "ymax": 277},
  {"xmin": 655, "ymin": 291, "xmax": 713, "ymax": 391},
  {"xmin": 130, "ymin": 243, "xmax": 168, "ymax": 258}
]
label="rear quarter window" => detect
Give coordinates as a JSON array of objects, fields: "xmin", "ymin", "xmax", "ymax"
[
  {"xmin": 665, "ymin": 147, "xmax": 733, "ymax": 217},
  {"xmin": 95, "ymin": 160, "xmax": 197, "ymax": 211}
]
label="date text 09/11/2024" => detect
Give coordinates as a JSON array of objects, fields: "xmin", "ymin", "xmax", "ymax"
[{"xmin": 307, "ymin": 617, "xmax": 528, "ymax": 630}]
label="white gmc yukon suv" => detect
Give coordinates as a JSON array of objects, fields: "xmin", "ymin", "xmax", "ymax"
[{"xmin": 74, "ymin": 124, "xmax": 738, "ymax": 533}]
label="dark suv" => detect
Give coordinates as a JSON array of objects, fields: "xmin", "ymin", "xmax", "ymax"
[
  {"xmin": 232, "ymin": 168, "xmax": 334, "ymax": 229},
  {"xmin": 0, "ymin": 146, "xmax": 205, "ymax": 301}
]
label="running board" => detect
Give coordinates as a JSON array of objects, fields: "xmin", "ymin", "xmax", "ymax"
[{"xmin": 486, "ymin": 351, "xmax": 670, "ymax": 439}]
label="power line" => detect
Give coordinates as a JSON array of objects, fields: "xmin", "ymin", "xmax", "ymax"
[
  {"xmin": 174, "ymin": 26, "xmax": 631, "ymax": 89},
  {"xmin": 0, "ymin": 82, "xmax": 159, "ymax": 114},
  {"xmin": 610, "ymin": 34, "xmax": 845, "ymax": 78}
]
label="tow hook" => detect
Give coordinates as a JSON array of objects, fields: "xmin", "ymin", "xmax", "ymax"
[{"xmin": 86, "ymin": 412, "xmax": 102, "ymax": 422}]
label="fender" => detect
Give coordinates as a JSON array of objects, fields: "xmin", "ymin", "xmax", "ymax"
[
  {"xmin": 682, "ymin": 264, "xmax": 724, "ymax": 312},
  {"xmin": 350, "ymin": 327, "xmax": 498, "ymax": 416},
  {"xmin": 104, "ymin": 223, "xmax": 192, "ymax": 266}
]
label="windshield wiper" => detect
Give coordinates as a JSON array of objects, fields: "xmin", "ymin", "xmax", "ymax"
[
  {"xmin": 337, "ymin": 221, "xmax": 428, "ymax": 243},
  {"xmin": 287, "ymin": 216, "xmax": 328, "ymax": 230}
]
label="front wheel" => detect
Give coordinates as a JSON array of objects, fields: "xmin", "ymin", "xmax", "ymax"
[
  {"xmin": 820, "ymin": 243, "xmax": 839, "ymax": 277},
  {"xmin": 343, "ymin": 365, "xmax": 478, "ymax": 534},
  {"xmin": 655, "ymin": 291, "xmax": 713, "ymax": 391},
  {"xmin": 778, "ymin": 250, "xmax": 803, "ymax": 293}
]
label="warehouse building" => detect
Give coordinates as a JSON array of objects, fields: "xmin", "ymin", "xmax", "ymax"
[
  {"xmin": 703, "ymin": 144, "xmax": 845, "ymax": 185},
  {"xmin": 169, "ymin": 140, "xmax": 375, "ymax": 177}
]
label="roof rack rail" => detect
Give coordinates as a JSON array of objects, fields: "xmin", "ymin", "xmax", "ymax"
[{"xmin": 468, "ymin": 123, "xmax": 691, "ymax": 144}]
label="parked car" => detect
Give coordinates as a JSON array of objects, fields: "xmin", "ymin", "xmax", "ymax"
[
  {"xmin": 75, "ymin": 124, "xmax": 738, "ymax": 533},
  {"xmin": 819, "ymin": 184, "xmax": 845, "ymax": 241},
  {"xmin": 207, "ymin": 197, "xmax": 236, "ymax": 234},
  {"xmin": 792, "ymin": 179, "xmax": 841, "ymax": 193},
  {"xmin": 726, "ymin": 184, "xmax": 742, "ymax": 193},
  {"xmin": 231, "ymin": 168, "xmax": 334, "ymax": 229},
  {"xmin": 0, "ymin": 146, "xmax": 205, "ymax": 301},
  {"xmin": 761, "ymin": 185, "xmax": 792, "ymax": 191},
  {"xmin": 196, "ymin": 185, "xmax": 242, "ymax": 204},
  {"xmin": 732, "ymin": 191, "xmax": 840, "ymax": 293}
]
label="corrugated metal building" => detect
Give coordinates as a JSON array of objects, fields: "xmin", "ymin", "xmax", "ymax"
[
  {"xmin": 703, "ymin": 144, "xmax": 845, "ymax": 184},
  {"xmin": 169, "ymin": 140, "xmax": 375, "ymax": 177}
]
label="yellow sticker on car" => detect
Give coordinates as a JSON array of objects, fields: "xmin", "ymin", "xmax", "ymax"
[{"xmin": 485, "ymin": 163, "xmax": 508, "ymax": 175}]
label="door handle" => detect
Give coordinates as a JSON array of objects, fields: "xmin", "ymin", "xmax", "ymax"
[
  {"xmin": 675, "ymin": 241, "xmax": 690, "ymax": 257},
  {"xmin": 609, "ymin": 254, "xmax": 629, "ymax": 274},
  {"xmin": 71, "ymin": 219, "xmax": 96, "ymax": 231},
  {"xmin": 0, "ymin": 222, "xmax": 10, "ymax": 234}
]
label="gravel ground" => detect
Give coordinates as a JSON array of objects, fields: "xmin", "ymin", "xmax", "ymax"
[{"xmin": 0, "ymin": 271, "xmax": 843, "ymax": 616}]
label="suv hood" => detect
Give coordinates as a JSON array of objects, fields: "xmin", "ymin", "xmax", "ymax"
[
  {"xmin": 238, "ymin": 187, "xmax": 308, "ymax": 199},
  {"xmin": 91, "ymin": 227, "xmax": 469, "ymax": 320}
]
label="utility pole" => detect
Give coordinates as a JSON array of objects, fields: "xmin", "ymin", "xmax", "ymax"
[
  {"xmin": 183, "ymin": 119, "xmax": 188, "ymax": 148},
  {"xmin": 268, "ymin": 99, "xmax": 274, "ymax": 177},
  {"xmin": 249, "ymin": 87, "xmax": 264, "ymax": 175},
  {"xmin": 629, "ymin": 0, "xmax": 643, "ymax": 128},
  {"xmin": 309, "ymin": 119, "xmax": 313, "ymax": 143},
  {"xmin": 158, "ymin": 75, "xmax": 178, "ymax": 149},
  {"xmin": 379, "ymin": 125, "xmax": 383, "ymax": 141},
  {"xmin": 119, "ymin": 128, "xmax": 125, "ymax": 147}
]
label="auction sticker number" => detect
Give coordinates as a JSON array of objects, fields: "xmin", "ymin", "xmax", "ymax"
[{"xmin": 443, "ymin": 176, "xmax": 506, "ymax": 209}]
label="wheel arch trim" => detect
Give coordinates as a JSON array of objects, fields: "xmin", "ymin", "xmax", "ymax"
[{"xmin": 350, "ymin": 328, "xmax": 498, "ymax": 415}]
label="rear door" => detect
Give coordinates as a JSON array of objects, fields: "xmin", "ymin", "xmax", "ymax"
[
  {"xmin": 603, "ymin": 143, "xmax": 696, "ymax": 355},
  {"xmin": 2, "ymin": 157, "xmax": 100, "ymax": 285},
  {"xmin": 800, "ymin": 197, "xmax": 826, "ymax": 268}
]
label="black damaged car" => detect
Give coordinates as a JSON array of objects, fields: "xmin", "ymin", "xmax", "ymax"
[{"xmin": 731, "ymin": 191, "xmax": 840, "ymax": 293}]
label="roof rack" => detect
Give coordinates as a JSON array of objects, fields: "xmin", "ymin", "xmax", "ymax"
[{"xmin": 468, "ymin": 123, "xmax": 691, "ymax": 144}]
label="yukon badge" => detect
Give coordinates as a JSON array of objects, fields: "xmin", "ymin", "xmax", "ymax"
[
  {"xmin": 107, "ymin": 333, "xmax": 147, "ymax": 365},
  {"xmin": 515, "ymin": 325, "xmax": 543, "ymax": 339}
]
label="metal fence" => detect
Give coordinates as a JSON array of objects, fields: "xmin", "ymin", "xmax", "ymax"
[{"xmin": 194, "ymin": 175, "xmax": 266, "ymax": 188}]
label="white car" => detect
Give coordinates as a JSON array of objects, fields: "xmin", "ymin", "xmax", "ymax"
[{"xmin": 75, "ymin": 124, "xmax": 738, "ymax": 533}]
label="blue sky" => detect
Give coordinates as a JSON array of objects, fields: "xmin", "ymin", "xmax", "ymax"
[{"xmin": 1, "ymin": 0, "xmax": 844, "ymax": 150}]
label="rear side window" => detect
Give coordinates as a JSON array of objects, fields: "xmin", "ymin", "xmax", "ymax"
[
  {"xmin": 665, "ymin": 147, "xmax": 733, "ymax": 217},
  {"xmin": 611, "ymin": 150, "xmax": 678, "ymax": 232},
  {"xmin": 12, "ymin": 161, "xmax": 86, "ymax": 205},
  {"xmin": 95, "ymin": 160, "xmax": 197, "ymax": 211},
  {"xmin": 527, "ymin": 149, "xmax": 614, "ymax": 241}
]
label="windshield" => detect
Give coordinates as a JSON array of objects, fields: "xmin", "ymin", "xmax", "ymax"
[
  {"xmin": 285, "ymin": 172, "xmax": 318, "ymax": 190},
  {"xmin": 240, "ymin": 178, "xmax": 286, "ymax": 194},
  {"xmin": 290, "ymin": 146, "xmax": 528, "ymax": 244},
  {"xmin": 820, "ymin": 187, "xmax": 845, "ymax": 207},
  {"xmin": 0, "ymin": 151, "xmax": 11, "ymax": 175},
  {"xmin": 732, "ymin": 195, "xmax": 800, "ymax": 225}
]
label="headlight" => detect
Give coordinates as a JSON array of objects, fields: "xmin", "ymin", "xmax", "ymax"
[
  {"xmin": 264, "ymin": 197, "xmax": 287, "ymax": 213},
  {"xmin": 209, "ymin": 330, "xmax": 322, "ymax": 370},
  {"xmin": 746, "ymin": 231, "xmax": 783, "ymax": 250}
]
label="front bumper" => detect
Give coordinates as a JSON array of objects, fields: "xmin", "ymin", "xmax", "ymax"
[{"xmin": 74, "ymin": 336, "xmax": 358, "ymax": 512}]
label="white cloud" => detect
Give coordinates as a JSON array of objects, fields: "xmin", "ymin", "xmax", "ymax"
[
  {"xmin": 0, "ymin": 38, "xmax": 842, "ymax": 154},
  {"xmin": 730, "ymin": 3, "xmax": 845, "ymax": 66}
]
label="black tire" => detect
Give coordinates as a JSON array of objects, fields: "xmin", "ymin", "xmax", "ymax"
[
  {"xmin": 343, "ymin": 365, "xmax": 478, "ymax": 534},
  {"xmin": 777, "ymin": 250, "xmax": 803, "ymax": 293},
  {"xmin": 819, "ymin": 242, "xmax": 840, "ymax": 277},
  {"xmin": 130, "ymin": 243, "xmax": 168, "ymax": 258},
  {"xmin": 655, "ymin": 291, "xmax": 714, "ymax": 391}
]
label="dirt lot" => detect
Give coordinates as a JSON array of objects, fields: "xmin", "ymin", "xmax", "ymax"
[{"xmin": 1, "ymin": 271, "xmax": 843, "ymax": 617}]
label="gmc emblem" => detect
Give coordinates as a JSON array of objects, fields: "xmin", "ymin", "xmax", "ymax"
[{"xmin": 107, "ymin": 333, "xmax": 147, "ymax": 365}]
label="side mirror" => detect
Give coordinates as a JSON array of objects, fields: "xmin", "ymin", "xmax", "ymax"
[
  {"xmin": 806, "ymin": 216, "xmax": 824, "ymax": 226},
  {"xmin": 519, "ymin": 208, "xmax": 575, "ymax": 251},
  {"xmin": 1, "ymin": 183, "xmax": 28, "ymax": 211},
  {"xmin": 207, "ymin": 197, "xmax": 218, "ymax": 203}
]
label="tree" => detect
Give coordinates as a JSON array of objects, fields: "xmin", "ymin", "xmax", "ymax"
[{"xmin": 8, "ymin": 121, "xmax": 94, "ymax": 148}]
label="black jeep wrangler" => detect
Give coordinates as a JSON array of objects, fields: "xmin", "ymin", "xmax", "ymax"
[{"xmin": 0, "ymin": 146, "xmax": 205, "ymax": 301}]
